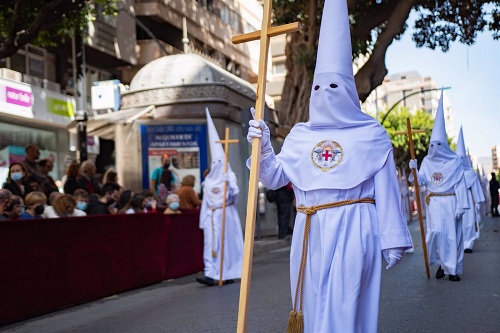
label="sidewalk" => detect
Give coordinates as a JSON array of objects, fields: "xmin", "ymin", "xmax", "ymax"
[{"xmin": 253, "ymin": 236, "xmax": 291, "ymax": 256}]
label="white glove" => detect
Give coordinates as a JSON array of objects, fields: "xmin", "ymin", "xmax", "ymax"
[
  {"xmin": 455, "ymin": 208, "xmax": 465, "ymax": 220},
  {"xmin": 223, "ymin": 172, "xmax": 239, "ymax": 195},
  {"xmin": 409, "ymin": 159, "xmax": 418, "ymax": 170},
  {"xmin": 247, "ymin": 107, "xmax": 272, "ymax": 156},
  {"xmin": 222, "ymin": 172, "xmax": 233, "ymax": 182},
  {"xmin": 382, "ymin": 248, "xmax": 404, "ymax": 269}
]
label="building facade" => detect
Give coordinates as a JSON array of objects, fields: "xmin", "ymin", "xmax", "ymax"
[
  {"xmin": 0, "ymin": 0, "xmax": 265, "ymax": 176},
  {"xmin": 363, "ymin": 71, "xmax": 455, "ymax": 137},
  {"xmin": 0, "ymin": 0, "xmax": 286, "ymax": 236}
]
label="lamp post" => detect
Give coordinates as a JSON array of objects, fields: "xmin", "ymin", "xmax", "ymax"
[
  {"xmin": 379, "ymin": 86, "xmax": 451, "ymax": 124},
  {"xmin": 75, "ymin": 110, "xmax": 88, "ymax": 162}
]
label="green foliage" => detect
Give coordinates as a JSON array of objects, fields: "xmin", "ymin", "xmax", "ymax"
[
  {"xmin": 379, "ymin": 107, "xmax": 454, "ymax": 174},
  {"xmin": 381, "ymin": 107, "xmax": 432, "ymax": 169},
  {"xmin": 0, "ymin": 0, "xmax": 119, "ymax": 59}
]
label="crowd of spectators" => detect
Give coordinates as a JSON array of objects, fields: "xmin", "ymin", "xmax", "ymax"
[{"xmin": 1, "ymin": 144, "xmax": 205, "ymax": 221}]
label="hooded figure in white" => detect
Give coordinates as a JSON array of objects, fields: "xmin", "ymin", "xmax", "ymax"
[
  {"xmin": 197, "ymin": 108, "xmax": 243, "ymax": 286},
  {"xmin": 456, "ymin": 127, "xmax": 485, "ymax": 252},
  {"xmin": 247, "ymin": 0, "xmax": 412, "ymax": 331},
  {"xmin": 409, "ymin": 90, "xmax": 469, "ymax": 281}
]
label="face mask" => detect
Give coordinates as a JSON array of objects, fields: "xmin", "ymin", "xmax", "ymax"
[
  {"xmin": 11, "ymin": 172, "xmax": 23, "ymax": 181},
  {"xmin": 169, "ymin": 202, "xmax": 180, "ymax": 210},
  {"xmin": 163, "ymin": 162, "xmax": 170, "ymax": 168},
  {"xmin": 34, "ymin": 205, "xmax": 45, "ymax": 215},
  {"xmin": 76, "ymin": 202, "xmax": 88, "ymax": 211},
  {"xmin": 17, "ymin": 207, "xmax": 26, "ymax": 215},
  {"xmin": 106, "ymin": 199, "xmax": 116, "ymax": 207},
  {"xmin": 145, "ymin": 201, "xmax": 154, "ymax": 208}
]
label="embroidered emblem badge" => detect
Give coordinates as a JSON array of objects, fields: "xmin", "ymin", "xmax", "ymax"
[
  {"xmin": 311, "ymin": 140, "xmax": 343, "ymax": 172},
  {"xmin": 431, "ymin": 172, "xmax": 444, "ymax": 186},
  {"xmin": 209, "ymin": 186, "xmax": 223, "ymax": 200}
]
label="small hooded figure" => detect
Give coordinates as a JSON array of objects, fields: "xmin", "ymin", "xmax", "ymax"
[
  {"xmin": 409, "ymin": 90, "xmax": 469, "ymax": 282},
  {"xmin": 246, "ymin": 0, "xmax": 412, "ymax": 331},
  {"xmin": 455, "ymin": 127, "xmax": 485, "ymax": 252},
  {"xmin": 196, "ymin": 108, "xmax": 243, "ymax": 287}
]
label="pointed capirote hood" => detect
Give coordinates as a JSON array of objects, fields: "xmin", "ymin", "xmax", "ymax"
[
  {"xmin": 205, "ymin": 107, "xmax": 225, "ymax": 161},
  {"xmin": 309, "ymin": 0, "xmax": 372, "ymax": 128},
  {"xmin": 455, "ymin": 125, "xmax": 479, "ymax": 188},
  {"xmin": 420, "ymin": 89, "xmax": 464, "ymax": 191},
  {"xmin": 456, "ymin": 126, "xmax": 470, "ymax": 166},
  {"xmin": 430, "ymin": 89, "xmax": 448, "ymax": 143}
]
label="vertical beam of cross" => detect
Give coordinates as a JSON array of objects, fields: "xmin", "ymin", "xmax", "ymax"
[
  {"xmin": 231, "ymin": 1, "xmax": 301, "ymax": 331},
  {"xmin": 395, "ymin": 118, "xmax": 430, "ymax": 279},
  {"xmin": 215, "ymin": 128, "xmax": 239, "ymax": 286}
]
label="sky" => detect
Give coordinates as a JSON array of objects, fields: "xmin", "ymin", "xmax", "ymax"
[{"xmin": 384, "ymin": 16, "xmax": 500, "ymax": 161}]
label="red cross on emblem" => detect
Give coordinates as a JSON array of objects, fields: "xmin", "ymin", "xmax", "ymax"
[{"xmin": 322, "ymin": 149, "xmax": 332, "ymax": 161}]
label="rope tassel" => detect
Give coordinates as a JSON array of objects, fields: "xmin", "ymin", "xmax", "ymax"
[{"xmin": 287, "ymin": 310, "xmax": 303, "ymax": 333}]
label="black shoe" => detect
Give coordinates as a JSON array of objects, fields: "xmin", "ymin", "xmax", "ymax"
[
  {"xmin": 223, "ymin": 279, "xmax": 234, "ymax": 285},
  {"xmin": 435, "ymin": 266, "xmax": 445, "ymax": 279},
  {"xmin": 196, "ymin": 276, "xmax": 215, "ymax": 286},
  {"xmin": 464, "ymin": 249, "xmax": 473, "ymax": 253},
  {"xmin": 448, "ymin": 275, "xmax": 461, "ymax": 282}
]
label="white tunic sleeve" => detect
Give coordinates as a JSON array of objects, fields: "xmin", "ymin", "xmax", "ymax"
[
  {"xmin": 374, "ymin": 150, "xmax": 413, "ymax": 250},
  {"xmin": 408, "ymin": 169, "xmax": 426, "ymax": 186},
  {"xmin": 471, "ymin": 179, "xmax": 486, "ymax": 203},
  {"xmin": 454, "ymin": 175, "xmax": 470, "ymax": 212},
  {"xmin": 246, "ymin": 153, "xmax": 290, "ymax": 190}
]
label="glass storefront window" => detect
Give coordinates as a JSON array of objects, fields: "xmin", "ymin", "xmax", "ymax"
[{"xmin": 0, "ymin": 123, "xmax": 56, "ymax": 151}]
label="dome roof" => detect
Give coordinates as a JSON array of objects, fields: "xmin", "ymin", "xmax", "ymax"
[{"xmin": 129, "ymin": 54, "xmax": 255, "ymax": 97}]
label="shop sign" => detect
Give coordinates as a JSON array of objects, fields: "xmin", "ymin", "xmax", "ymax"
[{"xmin": 0, "ymin": 79, "xmax": 34, "ymax": 118}]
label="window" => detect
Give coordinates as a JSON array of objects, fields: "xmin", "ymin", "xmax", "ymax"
[{"xmin": 272, "ymin": 62, "xmax": 286, "ymax": 76}]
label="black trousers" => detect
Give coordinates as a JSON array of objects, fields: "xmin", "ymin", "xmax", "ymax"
[
  {"xmin": 492, "ymin": 197, "xmax": 499, "ymax": 216},
  {"xmin": 276, "ymin": 201, "xmax": 293, "ymax": 239}
]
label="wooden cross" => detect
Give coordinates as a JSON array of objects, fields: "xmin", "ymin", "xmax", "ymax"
[
  {"xmin": 394, "ymin": 118, "xmax": 430, "ymax": 279},
  {"xmin": 215, "ymin": 128, "xmax": 239, "ymax": 287},
  {"xmin": 232, "ymin": 2, "xmax": 301, "ymax": 331}
]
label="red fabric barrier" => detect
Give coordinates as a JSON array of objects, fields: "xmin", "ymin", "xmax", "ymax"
[
  {"xmin": 165, "ymin": 210, "xmax": 204, "ymax": 279},
  {"xmin": 0, "ymin": 210, "xmax": 203, "ymax": 327}
]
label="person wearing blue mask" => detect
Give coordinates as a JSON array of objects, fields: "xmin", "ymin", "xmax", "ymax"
[
  {"xmin": 2, "ymin": 162, "xmax": 34, "ymax": 199},
  {"xmin": 73, "ymin": 189, "xmax": 89, "ymax": 213},
  {"xmin": 164, "ymin": 193, "xmax": 181, "ymax": 215}
]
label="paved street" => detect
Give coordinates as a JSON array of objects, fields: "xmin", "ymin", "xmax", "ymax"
[{"xmin": 2, "ymin": 216, "xmax": 500, "ymax": 333}]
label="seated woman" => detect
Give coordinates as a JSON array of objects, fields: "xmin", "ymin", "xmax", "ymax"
[
  {"xmin": 43, "ymin": 194, "xmax": 87, "ymax": 218},
  {"xmin": 124, "ymin": 193, "xmax": 146, "ymax": 214},
  {"xmin": 176, "ymin": 175, "xmax": 202, "ymax": 209},
  {"xmin": 164, "ymin": 193, "xmax": 181, "ymax": 215},
  {"xmin": 19, "ymin": 191, "xmax": 47, "ymax": 219}
]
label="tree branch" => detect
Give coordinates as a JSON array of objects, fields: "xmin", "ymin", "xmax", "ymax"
[{"xmin": 355, "ymin": 0, "xmax": 416, "ymax": 102}]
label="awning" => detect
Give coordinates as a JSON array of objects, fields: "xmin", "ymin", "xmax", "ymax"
[{"xmin": 67, "ymin": 105, "xmax": 156, "ymax": 140}]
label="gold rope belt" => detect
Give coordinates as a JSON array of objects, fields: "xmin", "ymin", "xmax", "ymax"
[
  {"xmin": 287, "ymin": 198, "xmax": 375, "ymax": 333},
  {"xmin": 425, "ymin": 192, "xmax": 454, "ymax": 205},
  {"xmin": 209, "ymin": 203, "xmax": 233, "ymax": 258}
]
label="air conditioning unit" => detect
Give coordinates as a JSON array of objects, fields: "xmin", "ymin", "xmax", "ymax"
[
  {"xmin": 23, "ymin": 74, "xmax": 43, "ymax": 87},
  {"xmin": 0, "ymin": 68, "xmax": 22, "ymax": 82},
  {"xmin": 43, "ymin": 79, "xmax": 61, "ymax": 92}
]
